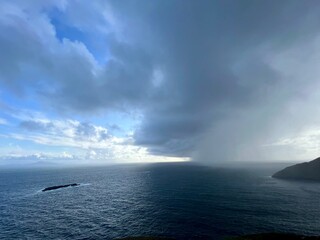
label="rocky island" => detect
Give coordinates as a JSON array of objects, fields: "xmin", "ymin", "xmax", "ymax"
[
  {"xmin": 42, "ymin": 183, "xmax": 80, "ymax": 192},
  {"xmin": 272, "ymin": 157, "xmax": 320, "ymax": 181}
]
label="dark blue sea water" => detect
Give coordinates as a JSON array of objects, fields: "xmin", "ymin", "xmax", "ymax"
[{"xmin": 1, "ymin": 162, "xmax": 320, "ymax": 239}]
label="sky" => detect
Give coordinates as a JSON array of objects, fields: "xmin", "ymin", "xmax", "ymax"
[{"xmin": 1, "ymin": 0, "xmax": 320, "ymax": 167}]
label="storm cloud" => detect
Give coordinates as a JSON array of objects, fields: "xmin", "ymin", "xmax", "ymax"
[
  {"xmin": 2, "ymin": 0, "xmax": 320, "ymax": 163},
  {"xmin": 124, "ymin": 0, "xmax": 320, "ymax": 161}
]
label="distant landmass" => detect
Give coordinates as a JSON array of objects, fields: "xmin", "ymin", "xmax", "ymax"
[{"xmin": 272, "ymin": 157, "xmax": 320, "ymax": 181}]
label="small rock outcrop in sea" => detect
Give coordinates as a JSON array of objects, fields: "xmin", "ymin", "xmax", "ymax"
[
  {"xmin": 42, "ymin": 183, "xmax": 79, "ymax": 192},
  {"xmin": 272, "ymin": 157, "xmax": 320, "ymax": 181}
]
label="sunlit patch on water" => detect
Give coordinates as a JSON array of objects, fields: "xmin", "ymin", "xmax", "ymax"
[{"xmin": 1, "ymin": 164, "xmax": 320, "ymax": 240}]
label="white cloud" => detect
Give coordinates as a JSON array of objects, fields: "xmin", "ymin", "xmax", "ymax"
[
  {"xmin": 0, "ymin": 112, "xmax": 188, "ymax": 164},
  {"xmin": 263, "ymin": 126, "xmax": 320, "ymax": 161},
  {"xmin": 16, "ymin": 118, "xmax": 116, "ymax": 149}
]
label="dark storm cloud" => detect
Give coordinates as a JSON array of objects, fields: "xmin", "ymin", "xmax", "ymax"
[
  {"xmin": 2, "ymin": 0, "xmax": 320, "ymax": 161},
  {"xmin": 121, "ymin": 0, "xmax": 320, "ymax": 160}
]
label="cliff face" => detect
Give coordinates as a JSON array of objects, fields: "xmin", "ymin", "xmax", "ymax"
[{"xmin": 272, "ymin": 157, "xmax": 320, "ymax": 181}]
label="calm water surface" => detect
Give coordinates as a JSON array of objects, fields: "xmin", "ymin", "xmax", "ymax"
[{"xmin": 0, "ymin": 163, "xmax": 320, "ymax": 239}]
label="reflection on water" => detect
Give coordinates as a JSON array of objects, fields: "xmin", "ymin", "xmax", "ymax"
[{"xmin": 0, "ymin": 163, "xmax": 320, "ymax": 239}]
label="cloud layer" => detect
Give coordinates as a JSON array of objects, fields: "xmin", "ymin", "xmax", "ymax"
[{"xmin": 2, "ymin": 0, "xmax": 320, "ymax": 164}]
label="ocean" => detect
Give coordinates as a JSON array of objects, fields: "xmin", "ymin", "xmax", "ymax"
[{"xmin": 0, "ymin": 162, "xmax": 319, "ymax": 239}]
